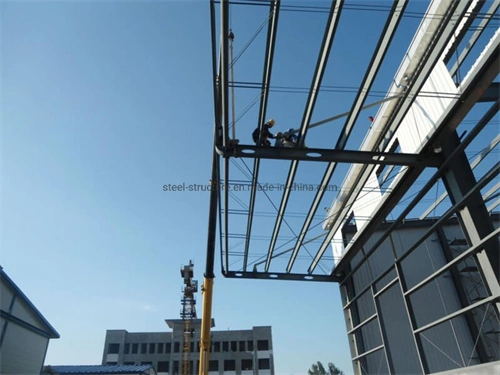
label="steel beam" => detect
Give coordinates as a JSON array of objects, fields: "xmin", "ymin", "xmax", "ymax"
[
  {"xmin": 264, "ymin": 0, "xmax": 344, "ymax": 273},
  {"xmin": 333, "ymin": 33, "xmax": 500, "ymax": 278},
  {"xmin": 286, "ymin": 0, "xmax": 408, "ymax": 274},
  {"xmin": 223, "ymin": 270, "xmax": 334, "ymax": 282},
  {"xmin": 217, "ymin": 144, "xmax": 441, "ymax": 166},
  {"xmin": 242, "ymin": 0, "xmax": 280, "ymax": 272},
  {"xmin": 449, "ymin": 0, "xmax": 500, "ymax": 78}
]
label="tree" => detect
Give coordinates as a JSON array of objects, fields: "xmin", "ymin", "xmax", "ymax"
[{"xmin": 308, "ymin": 361, "xmax": 345, "ymax": 375}]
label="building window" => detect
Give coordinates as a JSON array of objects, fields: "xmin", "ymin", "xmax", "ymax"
[
  {"xmin": 247, "ymin": 340, "xmax": 254, "ymax": 351},
  {"xmin": 258, "ymin": 358, "xmax": 270, "ymax": 370},
  {"xmin": 149, "ymin": 343, "xmax": 155, "ymax": 354},
  {"xmin": 213, "ymin": 341, "xmax": 220, "ymax": 352},
  {"xmin": 174, "ymin": 342, "xmax": 180, "ymax": 353},
  {"xmin": 231, "ymin": 341, "xmax": 237, "ymax": 352},
  {"xmin": 124, "ymin": 343, "xmax": 130, "ymax": 354},
  {"xmin": 190, "ymin": 341, "xmax": 194, "ymax": 352},
  {"xmin": 141, "ymin": 343, "xmax": 147, "ymax": 354},
  {"xmin": 124, "ymin": 362, "xmax": 135, "ymax": 365},
  {"xmin": 208, "ymin": 360, "xmax": 218, "ymax": 371},
  {"xmin": 106, "ymin": 362, "xmax": 118, "ymax": 365},
  {"xmin": 157, "ymin": 361, "xmax": 169, "ymax": 372},
  {"xmin": 132, "ymin": 343, "xmax": 138, "ymax": 354},
  {"xmin": 108, "ymin": 343, "xmax": 120, "ymax": 354},
  {"xmin": 257, "ymin": 340, "xmax": 269, "ymax": 351},
  {"xmin": 224, "ymin": 360, "xmax": 236, "ymax": 371},
  {"xmin": 239, "ymin": 341, "xmax": 245, "ymax": 352},
  {"xmin": 222, "ymin": 341, "xmax": 229, "ymax": 352},
  {"xmin": 166, "ymin": 343, "xmax": 172, "ymax": 353},
  {"xmin": 241, "ymin": 359, "xmax": 253, "ymax": 370},
  {"xmin": 141, "ymin": 361, "xmax": 153, "ymax": 365},
  {"xmin": 157, "ymin": 343, "xmax": 164, "ymax": 354},
  {"xmin": 173, "ymin": 361, "xmax": 179, "ymax": 375},
  {"xmin": 195, "ymin": 341, "xmax": 200, "ymax": 352}
]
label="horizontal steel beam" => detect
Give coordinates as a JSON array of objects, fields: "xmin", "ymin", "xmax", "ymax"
[
  {"xmin": 223, "ymin": 270, "xmax": 335, "ymax": 282},
  {"xmin": 216, "ymin": 144, "xmax": 441, "ymax": 166}
]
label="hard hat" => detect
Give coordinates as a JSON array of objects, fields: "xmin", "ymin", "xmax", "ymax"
[
  {"xmin": 267, "ymin": 118, "xmax": 276, "ymax": 126},
  {"xmin": 286, "ymin": 128, "xmax": 294, "ymax": 133}
]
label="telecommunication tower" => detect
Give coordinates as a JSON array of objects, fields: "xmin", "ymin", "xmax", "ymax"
[{"xmin": 180, "ymin": 260, "xmax": 197, "ymax": 375}]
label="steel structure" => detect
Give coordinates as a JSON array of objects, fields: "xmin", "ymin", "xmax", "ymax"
[
  {"xmin": 203, "ymin": 0, "xmax": 500, "ymax": 374},
  {"xmin": 180, "ymin": 261, "xmax": 197, "ymax": 375}
]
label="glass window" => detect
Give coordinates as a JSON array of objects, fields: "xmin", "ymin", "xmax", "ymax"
[
  {"xmin": 257, "ymin": 340, "xmax": 269, "ymax": 351},
  {"xmin": 173, "ymin": 361, "xmax": 179, "ymax": 374},
  {"xmin": 239, "ymin": 341, "xmax": 245, "ymax": 352},
  {"xmin": 141, "ymin": 361, "xmax": 153, "ymax": 365},
  {"xmin": 157, "ymin": 361, "xmax": 169, "ymax": 372},
  {"xmin": 247, "ymin": 341, "xmax": 254, "ymax": 351},
  {"xmin": 231, "ymin": 341, "xmax": 237, "ymax": 352},
  {"xmin": 124, "ymin": 343, "xmax": 130, "ymax": 354},
  {"xmin": 108, "ymin": 343, "xmax": 120, "ymax": 354},
  {"xmin": 141, "ymin": 343, "xmax": 147, "ymax": 354},
  {"xmin": 208, "ymin": 360, "xmax": 218, "ymax": 371},
  {"xmin": 105, "ymin": 362, "xmax": 117, "ymax": 365},
  {"xmin": 166, "ymin": 342, "xmax": 172, "ymax": 353},
  {"xmin": 224, "ymin": 360, "xmax": 236, "ymax": 371},
  {"xmin": 174, "ymin": 342, "xmax": 180, "ymax": 353},
  {"xmin": 149, "ymin": 343, "xmax": 155, "ymax": 354},
  {"xmin": 124, "ymin": 362, "xmax": 135, "ymax": 365},
  {"xmin": 213, "ymin": 342, "xmax": 220, "ymax": 352},
  {"xmin": 157, "ymin": 343, "xmax": 164, "ymax": 354},
  {"xmin": 258, "ymin": 358, "xmax": 270, "ymax": 370},
  {"xmin": 241, "ymin": 359, "xmax": 253, "ymax": 370},
  {"xmin": 222, "ymin": 341, "xmax": 229, "ymax": 352},
  {"xmin": 132, "ymin": 343, "xmax": 138, "ymax": 354}
]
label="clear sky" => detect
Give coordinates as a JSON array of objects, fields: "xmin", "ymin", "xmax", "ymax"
[{"xmin": 3, "ymin": 0, "xmax": 482, "ymax": 374}]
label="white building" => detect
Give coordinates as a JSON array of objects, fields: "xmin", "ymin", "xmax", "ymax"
[{"xmin": 0, "ymin": 266, "xmax": 60, "ymax": 375}]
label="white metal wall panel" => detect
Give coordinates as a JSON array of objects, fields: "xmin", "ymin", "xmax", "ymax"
[
  {"xmin": 1, "ymin": 282, "xmax": 14, "ymax": 311},
  {"xmin": 0, "ymin": 323, "xmax": 48, "ymax": 375},
  {"xmin": 10, "ymin": 297, "xmax": 45, "ymax": 332}
]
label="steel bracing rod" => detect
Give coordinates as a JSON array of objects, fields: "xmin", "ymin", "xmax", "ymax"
[
  {"xmin": 351, "ymin": 345, "xmax": 385, "ymax": 362},
  {"xmin": 242, "ymin": 0, "xmax": 280, "ymax": 271},
  {"xmin": 420, "ymin": 114, "xmax": 500, "ymax": 220},
  {"xmin": 309, "ymin": 1, "xmax": 491, "ymax": 274},
  {"xmin": 286, "ymin": 0, "xmax": 408, "ymax": 273},
  {"xmin": 406, "ymin": 228, "xmax": 500, "ymax": 297},
  {"xmin": 347, "ymin": 313, "xmax": 377, "ymax": 335},
  {"xmin": 337, "ymin": 94, "xmax": 500, "ymax": 282},
  {"xmin": 414, "ymin": 294, "xmax": 500, "ymax": 335},
  {"xmin": 449, "ymin": 0, "xmax": 500, "ymax": 77},
  {"xmin": 264, "ymin": 0, "xmax": 344, "ymax": 273},
  {"xmin": 219, "ymin": 145, "xmax": 441, "ymax": 166},
  {"xmin": 220, "ymin": 0, "xmax": 230, "ymax": 149},
  {"xmin": 442, "ymin": 0, "xmax": 486, "ymax": 64}
]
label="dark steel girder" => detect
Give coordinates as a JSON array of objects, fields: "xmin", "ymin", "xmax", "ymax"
[
  {"xmin": 286, "ymin": 0, "xmax": 408, "ymax": 273},
  {"xmin": 242, "ymin": 0, "xmax": 281, "ymax": 272},
  {"xmin": 264, "ymin": 0, "xmax": 344, "ymax": 273},
  {"xmin": 334, "ymin": 34, "xmax": 500, "ymax": 280},
  {"xmin": 308, "ymin": 0, "xmax": 474, "ymax": 274},
  {"xmin": 224, "ymin": 270, "xmax": 335, "ymax": 282},
  {"xmin": 216, "ymin": 144, "xmax": 441, "ymax": 166}
]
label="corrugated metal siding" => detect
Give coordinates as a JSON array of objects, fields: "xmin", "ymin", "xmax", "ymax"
[
  {"xmin": 361, "ymin": 348, "xmax": 389, "ymax": 375},
  {"xmin": 0, "ymin": 322, "xmax": 48, "ymax": 375},
  {"xmin": 377, "ymin": 283, "xmax": 422, "ymax": 374}
]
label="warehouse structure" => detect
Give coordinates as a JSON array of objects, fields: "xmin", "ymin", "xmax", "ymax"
[
  {"xmin": 0, "ymin": 267, "xmax": 60, "ymax": 375},
  {"xmin": 206, "ymin": 0, "xmax": 500, "ymax": 374},
  {"xmin": 101, "ymin": 321, "xmax": 274, "ymax": 375}
]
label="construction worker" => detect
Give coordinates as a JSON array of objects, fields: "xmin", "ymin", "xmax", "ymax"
[
  {"xmin": 283, "ymin": 128, "xmax": 298, "ymax": 147},
  {"xmin": 252, "ymin": 118, "xmax": 276, "ymax": 147}
]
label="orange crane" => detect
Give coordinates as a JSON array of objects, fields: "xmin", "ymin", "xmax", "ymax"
[{"xmin": 180, "ymin": 261, "xmax": 197, "ymax": 375}]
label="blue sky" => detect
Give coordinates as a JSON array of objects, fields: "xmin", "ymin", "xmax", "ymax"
[
  {"xmin": 2, "ymin": 1, "xmax": 352, "ymax": 373},
  {"xmin": 5, "ymin": 1, "xmax": 496, "ymax": 374}
]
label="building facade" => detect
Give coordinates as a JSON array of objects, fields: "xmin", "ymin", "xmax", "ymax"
[
  {"xmin": 0, "ymin": 267, "xmax": 60, "ymax": 375},
  {"xmin": 101, "ymin": 320, "xmax": 274, "ymax": 375}
]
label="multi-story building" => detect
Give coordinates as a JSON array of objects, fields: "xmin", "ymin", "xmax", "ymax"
[{"xmin": 101, "ymin": 319, "xmax": 274, "ymax": 375}]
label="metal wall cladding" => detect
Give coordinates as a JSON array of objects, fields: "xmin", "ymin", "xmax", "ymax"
[
  {"xmin": 360, "ymin": 348, "xmax": 390, "ymax": 375},
  {"xmin": 376, "ymin": 283, "xmax": 422, "ymax": 374}
]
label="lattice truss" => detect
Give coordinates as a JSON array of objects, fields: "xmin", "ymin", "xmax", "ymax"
[{"xmin": 208, "ymin": 0, "xmax": 500, "ymax": 282}]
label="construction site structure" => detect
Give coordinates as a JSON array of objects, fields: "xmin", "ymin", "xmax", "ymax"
[{"xmin": 180, "ymin": 260, "xmax": 197, "ymax": 375}]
